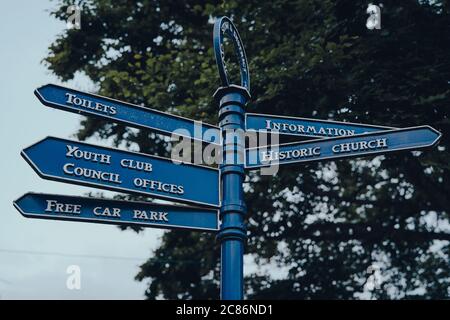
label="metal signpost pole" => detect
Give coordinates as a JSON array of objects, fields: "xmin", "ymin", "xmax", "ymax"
[
  {"xmin": 213, "ymin": 17, "xmax": 251, "ymax": 300},
  {"xmin": 215, "ymin": 85, "xmax": 250, "ymax": 300}
]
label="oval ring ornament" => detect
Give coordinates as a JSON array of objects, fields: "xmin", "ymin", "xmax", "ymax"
[{"xmin": 213, "ymin": 16, "xmax": 250, "ymax": 92}]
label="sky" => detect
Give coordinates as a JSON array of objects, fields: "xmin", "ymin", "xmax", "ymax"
[{"xmin": 0, "ymin": 0, "xmax": 164, "ymax": 299}]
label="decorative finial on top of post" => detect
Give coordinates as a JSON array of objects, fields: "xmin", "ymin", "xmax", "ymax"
[{"xmin": 213, "ymin": 16, "xmax": 251, "ymax": 94}]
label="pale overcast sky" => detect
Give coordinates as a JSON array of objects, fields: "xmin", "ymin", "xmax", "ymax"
[{"xmin": 0, "ymin": 0, "xmax": 165, "ymax": 299}]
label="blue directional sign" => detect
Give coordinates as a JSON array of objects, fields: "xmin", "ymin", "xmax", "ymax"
[
  {"xmin": 246, "ymin": 126, "xmax": 441, "ymax": 169},
  {"xmin": 35, "ymin": 84, "xmax": 221, "ymax": 145},
  {"xmin": 245, "ymin": 112, "xmax": 394, "ymax": 138},
  {"xmin": 22, "ymin": 137, "xmax": 220, "ymax": 207},
  {"xmin": 14, "ymin": 193, "xmax": 219, "ymax": 232}
]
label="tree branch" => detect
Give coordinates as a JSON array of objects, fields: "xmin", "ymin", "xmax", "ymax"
[{"xmin": 282, "ymin": 222, "xmax": 450, "ymax": 242}]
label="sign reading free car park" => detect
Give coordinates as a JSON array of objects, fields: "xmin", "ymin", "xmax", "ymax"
[
  {"xmin": 14, "ymin": 193, "xmax": 219, "ymax": 232},
  {"xmin": 21, "ymin": 137, "xmax": 220, "ymax": 207}
]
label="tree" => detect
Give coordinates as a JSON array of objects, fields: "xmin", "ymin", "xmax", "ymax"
[{"xmin": 45, "ymin": 0, "xmax": 450, "ymax": 299}]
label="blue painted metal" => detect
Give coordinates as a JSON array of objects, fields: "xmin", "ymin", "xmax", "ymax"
[
  {"xmin": 21, "ymin": 136, "xmax": 220, "ymax": 207},
  {"xmin": 35, "ymin": 84, "xmax": 221, "ymax": 145},
  {"xmin": 14, "ymin": 193, "xmax": 219, "ymax": 232},
  {"xmin": 215, "ymin": 85, "xmax": 250, "ymax": 300},
  {"xmin": 213, "ymin": 17, "xmax": 250, "ymax": 91},
  {"xmin": 214, "ymin": 16, "xmax": 250, "ymax": 301},
  {"xmin": 246, "ymin": 126, "xmax": 442, "ymax": 169},
  {"xmin": 245, "ymin": 112, "xmax": 395, "ymax": 138}
]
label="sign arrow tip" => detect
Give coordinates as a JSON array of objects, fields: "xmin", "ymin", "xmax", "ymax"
[{"xmin": 424, "ymin": 125, "xmax": 442, "ymax": 146}]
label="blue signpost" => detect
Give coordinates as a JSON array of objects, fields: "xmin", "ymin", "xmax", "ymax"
[
  {"xmin": 35, "ymin": 84, "xmax": 221, "ymax": 145},
  {"xmin": 245, "ymin": 112, "xmax": 394, "ymax": 138},
  {"xmin": 215, "ymin": 86, "xmax": 249, "ymax": 300},
  {"xmin": 14, "ymin": 193, "xmax": 219, "ymax": 232},
  {"xmin": 15, "ymin": 16, "xmax": 443, "ymax": 301},
  {"xmin": 214, "ymin": 16, "xmax": 251, "ymax": 300},
  {"xmin": 21, "ymin": 136, "xmax": 220, "ymax": 207},
  {"xmin": 246, "ymin": 126, "xmax": 441, "ymax": 168}
]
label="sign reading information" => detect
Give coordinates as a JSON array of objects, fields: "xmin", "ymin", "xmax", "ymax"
[
  {"xmin": 245, "ymin": 113, "xmax": 394, "ymax": 138},
  {"xmin": 14, "ymin": 193, "xmax": 219, "ymax": 232},
  {"xmin": 246, "ymin": 126, "xmax": 441, "ymax": 168},
  {"xmin": 21, "ymin": 137, "xmax": 220, "ymax": 207}
]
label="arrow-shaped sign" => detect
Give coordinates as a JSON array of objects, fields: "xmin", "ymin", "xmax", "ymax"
[
  {"xmin": 22, "ymin": 137, "xmax": 220, "ymax": 207},
  {"xmin": 245, "ymin": 112, "xmax": 394, "ymax": 138},
  {"xmin": 14, "ymin": 193, "xmax": 219, "ymax": 232},
  {"xmin": 35, "ymin": 84, "xmax": 221, "ymax": 145},
  {"xmin": 246, "ymin": 126, "xmax": 441, "ymax": 169}
]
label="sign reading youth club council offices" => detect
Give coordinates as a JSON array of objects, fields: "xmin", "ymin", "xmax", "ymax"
[{"xmin": 21, "ymin": 137, "xmax": 220, "ymax": 207}]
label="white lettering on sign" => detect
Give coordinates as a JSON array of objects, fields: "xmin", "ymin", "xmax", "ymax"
[
  {"xmin": 261, "ymin": 147, "xmax": 321, "ymax": 162},
  {"xmin": 265, "ymin": 119, "xmax": 355, "ymax": 137},
  {"xmin": 93, "ymin": 207, "xmax": 121, "ymax": 218},
  {"xmin": 66, "ymin": 145, "xmax": 111, "ymax": 164},
  {"xmin": 133, "ymin": 210, "xmax": 169, "ymax": 222},
  {"xmin": 120, "ymin": 159, "xmax": 152, "ymax": 172},
  {"xmin": 63, "ymin": 163, "xmax": 122, "ymax": 184},
  {"xmin": 65, "ymin": 93, "xmax": 117, "ymax": 115},
  {"xmin": 332, "ymin": 138, "xmax": 388, "ymax": 153},
  {"xmin": 133, "ymin": 178, "xmax": 184, "ymax": 195},
  {"xmin": 45, "ymin": 199, "xmax": 81, "ymax": 214}
]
